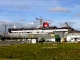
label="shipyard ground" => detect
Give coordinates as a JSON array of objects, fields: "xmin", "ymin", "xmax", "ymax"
[
  {"xmin": 0, "ymin": 40, "xmax": 23, "ymax": 46},
  {"xmin": 0, "ymin": 42, "xmax": 80, "ymax": 60}
]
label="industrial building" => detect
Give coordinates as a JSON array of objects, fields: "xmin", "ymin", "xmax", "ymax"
[{"xmin": 1, "ymin": 18, "xmax": 80, "ymax": 43}]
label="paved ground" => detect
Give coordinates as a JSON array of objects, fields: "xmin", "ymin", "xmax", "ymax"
[{"xmin": 0, "ymin": 40, "xmax": 23, "ymax": 45}]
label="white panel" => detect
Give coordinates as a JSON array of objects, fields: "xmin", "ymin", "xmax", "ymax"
[
  {"xmin": 50, "ymin": 38, "xmax": 55, "ymax": 42},
  {"xmin": 32, "ymin": 39, "xmax": 36, "ymax": 43},
  {"xmin": 11, "ymin": 29, "xmax": 68, "ymax": 33}
]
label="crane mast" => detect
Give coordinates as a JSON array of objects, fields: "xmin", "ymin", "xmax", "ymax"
[
  {"xmin": 3, "ymin": 24, "xmax": 13, "ymax": 34},
  {"xmin": 36, "ymin": 17, "xmax": 43, "ymax": 28}
]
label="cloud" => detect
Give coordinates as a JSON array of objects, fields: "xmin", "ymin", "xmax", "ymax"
[
  {"xmin": 24, "ymin": 22, "xmax": 39, "ymax": 28},
  {"xmin": 0, "ymin": 0, "xmax": 30, "ymax": 11},
  {"xmin": 52, "ymin": 0, "xmax": 60, "ymax": 6},
  {"xmin": 0, "ymin": 20, "xmax": 39, "ymax": 31},
  {"xmin": 74, "ymin": 14, "xmax": 80, "ymax": 17},
  {"xmin": 56, "ymin": 19, "xmax": 80, "ymax": 30},
  {"xmin": 58, "ymin": 21, "xmax": 75, "ymax": 27},
  {"xmin": 16, "ymin": 4, "xmax": 30, "ymax": 10},
  {"xmin": 0, "ymin": 20, "xmax": 12, "ymax": 34},
  {"xmin": 0, "ymin": 20, "xmax": 27, "ymax": 34},
  {"xmin": 20, "ymin": 18, "xmax": 25, "ymax": 21},
  {"xmin": 0, "ymin": 20, "xmax": 10, "ymax": 25},
  {"xmin": 75, "ymin": 5, "xmax": 80, "ymax": 8},
  {"xmin": 48, "ymin": 7, "xmax": 71, "ymax": 12}
]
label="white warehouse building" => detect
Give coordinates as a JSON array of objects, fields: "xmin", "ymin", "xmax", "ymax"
[{"xmin": 67, "ymin": 33, "xmax": 80, "ymax": 42}]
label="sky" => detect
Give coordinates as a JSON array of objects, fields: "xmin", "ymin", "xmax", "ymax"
[{"xmin": 0, "ymin": 0, "xmax": 80, "ymax": 33}]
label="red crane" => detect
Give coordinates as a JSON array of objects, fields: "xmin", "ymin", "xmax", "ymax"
[{"xmin": 36, "ymin": 17, "xmax": 53, "ymax": 28}]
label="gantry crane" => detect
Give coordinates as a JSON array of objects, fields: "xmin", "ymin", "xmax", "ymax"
[
  {"xmin": 1, "ymin": 24, "xmax": 13, "ymax": 41},
  {"xmin": 3, "ymin": 24, "xmax": 13, "ymax": 34}
]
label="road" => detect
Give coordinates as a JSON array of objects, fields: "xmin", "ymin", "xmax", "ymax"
[{"xmin": 0, "ymin": 40, "xmax": 24, "ymax": 45}]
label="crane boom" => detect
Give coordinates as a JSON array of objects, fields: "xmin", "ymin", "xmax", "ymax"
[{"xmin": 36, "ymin": 17, "xmax": 54, "ymax": 28}]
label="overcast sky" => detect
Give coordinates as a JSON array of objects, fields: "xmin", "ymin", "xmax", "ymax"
[{"xmin": 0, "ymin": 0, "xmax": 80, "ymax": 33}]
